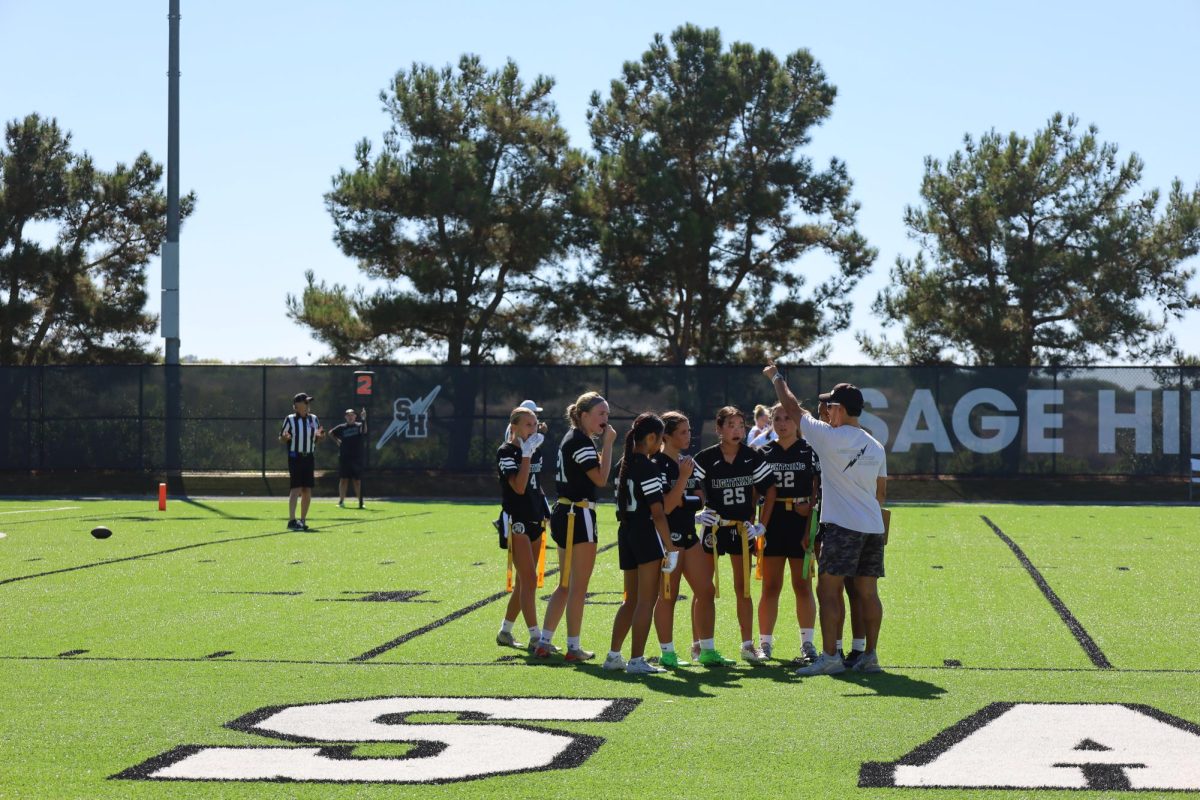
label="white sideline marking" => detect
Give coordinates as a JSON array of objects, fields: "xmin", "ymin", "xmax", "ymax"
[{"xmin": 0, "ymin": 506, "xmax": 81, "ymax": 516}]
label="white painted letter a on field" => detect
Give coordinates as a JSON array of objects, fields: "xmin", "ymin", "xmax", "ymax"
[{"xmin": 860, "ymin": 703, "xmax": 1200, "ymax": 791}]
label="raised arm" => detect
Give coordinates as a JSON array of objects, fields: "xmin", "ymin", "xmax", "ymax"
[{"xmin": 762, "ymin": 361, "xmax": 809, "ymax": 423}]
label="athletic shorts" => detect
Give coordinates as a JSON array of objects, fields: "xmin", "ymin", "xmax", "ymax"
[
  {"xmin": 549, "ymin": 504, "xmax": 598, "ymax": 549},
  {"xmin": 502, "ymin": 512, "xmax": 544, "ymax": 546},
  {"xmin": 819, "ymin": 523, "xmax": 885, "ymax": 578},
  {"xmin": 618, "ymin": 523, "xmax": 666, "ymax": 570},
  {"xmin": 700, "ymin": 523, "xmax": 752, "ymax": 558},
  {"xmin": 338, "ymin": 457, "xmax": 363, "ymax": 480},
  {"xmin": 763, "ymin": 512, "xmax": 811, "ymax": 559},
  {"xmin": 668, "ymin": 527, "xmax": 700, "ymax": 550},
  {"xmin": 288, "ymin": 453, "xmax": 315, "ymax": 489}
]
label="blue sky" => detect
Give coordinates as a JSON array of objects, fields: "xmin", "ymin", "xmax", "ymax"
[{"xmin": 2, "ymin": 0, "xmax": 1198, "ymax": 364}]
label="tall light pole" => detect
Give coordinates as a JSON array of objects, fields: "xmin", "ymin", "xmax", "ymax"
[{"xmin": 164, "ymin": 0, "xmax": 182, "ymax": 476}]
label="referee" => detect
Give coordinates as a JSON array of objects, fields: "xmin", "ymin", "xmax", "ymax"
[{"xmin": 280, "ymin": 392, "xmax": 324, "ymax": 530}]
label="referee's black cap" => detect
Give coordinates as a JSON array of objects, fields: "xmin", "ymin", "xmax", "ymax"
[
  {"xmin": 293, "ymin": 392, "xmax": 313, "ymax": 403},
  {"xmin": 818, "ymin": 383, "xmax": 864, "ymax": 415}
]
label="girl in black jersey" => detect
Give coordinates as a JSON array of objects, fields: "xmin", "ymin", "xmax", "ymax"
[
  {"xmin": 534, "ymin": 392, "xmax": 618, "ymax": 662},
  {"xmin": 649, "ymin": 412, "xmax": 716, "ymax": 669},
  {"xmin": 602, "ymin": 413, "xmax": 677, "ymax": 675},
  {"xmin": 692, "ymin": 406, "xmax": 775, "ymax": 665},
  {"xmin": 757, "ymin": 402, "xmax": 820, "ymax": 663},
  {"xmin": 495, "ymin": 406, "xmax": 547, "ymax": 650}
]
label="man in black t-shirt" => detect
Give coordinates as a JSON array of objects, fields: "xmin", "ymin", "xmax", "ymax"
[{"xmin": 328, "ymin": 408, "xmax": 368, "ymax": 509}]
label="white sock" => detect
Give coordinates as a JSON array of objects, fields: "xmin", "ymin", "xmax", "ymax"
[
  {"xmin": 852, "ymin": 638, "xmax": 866, "ymax": 652},
  {"xmin": 742, "ymin": 640, "xmax": 754, "ymax": 650},
  {"xmin": 539, "ymin": 628, "xmax": 554, "ymax": 645},
  {"xmin": 836, "ymin": 639, "xmax": 843, "ymax": 652},
  {"xmin": 567, "ymin": 636, "xmax": 581, "ymax": 650},
  {"xmin": 761, "ymin": 634, "xmax": 774, "ymax": 646},
  {"xmin": 500, "ymin": 619, "xmax": 515, "ymax": 634},
  {"xmin": 801, "ymin": 628, "xmax": 815, "ymax": 645},
  {"xmin": 528, "ymin": 626, "xmax": 540, "ymax": 641},
  {"xmin": 661, "ymin": 641, "xmax": 675, "ymax": 653},
  {"xmin": 700, "ymin": 638, "xmax": 715, "ymax": 651},
  {"xmin": 692, "ymin": 640, "xmax": 701, "ymax": 652},
  {"xmin": 608, "ymin": 650, "xmax": 622, "ymax": 660}
]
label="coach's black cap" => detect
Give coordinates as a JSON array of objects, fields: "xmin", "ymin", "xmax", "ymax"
[
  {"xmin": 293, "ymin": 392, "xmax": 313, "ymax": 403},
  {"xmin": 818, "ymin": 382, "xmax": 864, "ymax": 415}
]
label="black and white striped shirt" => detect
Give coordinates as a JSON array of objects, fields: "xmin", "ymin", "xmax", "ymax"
[{"xmin": 281, "ymin": 413, "xmax": 320, "ymax": 455}]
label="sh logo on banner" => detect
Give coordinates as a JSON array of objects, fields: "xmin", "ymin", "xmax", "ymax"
[{"xmin": 376, "ymin": 386, "xmax": 441, "ymax": 448}]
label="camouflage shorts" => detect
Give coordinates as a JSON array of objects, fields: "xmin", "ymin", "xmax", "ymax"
[{"xmin": 820, "ymin": 523, "xmax": 885, "ymax": 578}]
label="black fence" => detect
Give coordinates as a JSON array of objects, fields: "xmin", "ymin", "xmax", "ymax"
[{"xmin": 0, "ymin": 364, "xmax": 1196, "ymax": 477}]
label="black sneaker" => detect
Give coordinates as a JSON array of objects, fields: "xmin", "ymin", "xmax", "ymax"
[
  {"xmin": 358, "ymin": 502, "xmax": 364, "ymax": 509},
  {"xmin": 300, "ymin": 521, "xmax": 311, "ymax": 531},
  {"xmin": 843, "ymin": 649, "xmax": 863, "ymax": 669},
  {"xmin": 287, "ymin": 519, "xmax": 302, "ymax": 531}
]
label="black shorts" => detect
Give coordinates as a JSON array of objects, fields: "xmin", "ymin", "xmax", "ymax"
[
  {"xmin": 618, "ymin": 523, "xmax": 666, "ymax": 570},
  {"xmin": 668, "ymin": 527, "xmax": 700, "ymax": 550},
  {"xmin": 820, "ymin": 523, "xmax": 885, "ymax": 577},
  {"xmin": 506, "ymin": 516, "xmax": 544, "ymax": 543},
  {"xmin": 701, "ymin": 523, "xmax": 753, "ymax": 558},
  {"xmin": 763, "ymin": 512, "xmax": 812, "ymax": 559},
  {"xmin": 549, "ymin": 503, "xmax": 598, "ymax": 549},
  {"xmin": 338, "ymin": 457, "xmax": 363, "ymax": 479},
  {"xmin": 288, "ymin": 453, "xmax": 315, "ymax": 489}
]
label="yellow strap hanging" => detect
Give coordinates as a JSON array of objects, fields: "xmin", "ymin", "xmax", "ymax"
[
  {"xmin": 504, "ymin": 517, "xmax": 514, "ymax": 593},
  {"xmin": 802, "ymin": 502, "xmax": 820, "ymax": 580},
  {"xmin": 563, "ymin": 507, "xmax": 575, "ymax": 589},
  {"xmin": 557, "ymin": 498, "xmax": 591, "ymax": 590},
  {"xmin": 709, "ymin": 525, "xmax": 720, "ymax": 599},
  {"xmin": 754, "ymin": 528, "xmax": 765, "ymax": 580},
  {"xmin": 661, "ymin": 571, "xmax": 672, "ymax": 601},
  {"xmin": 737, "ymin": 522, "xmax": 751, "ymax": 598},
  {"xmin": 536, "ymin": 530, "xmax": 547, "ymax": 588}
]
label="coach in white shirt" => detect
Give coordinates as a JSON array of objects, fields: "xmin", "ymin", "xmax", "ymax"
[{"xmin": 763, "ymin": 363, "xmax": 887, "ymax": 676}]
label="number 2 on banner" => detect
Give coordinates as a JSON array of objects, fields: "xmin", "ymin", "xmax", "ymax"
[
  {"xmin": 356, "ymin": 374, "xmax": 373, "ymax": 396},
  {"xmin": 116, "ymin": 696, "xmax": 640, "ymax": 784}
]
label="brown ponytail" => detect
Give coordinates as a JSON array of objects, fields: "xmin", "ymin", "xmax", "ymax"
[{"xmin": 567, "ymin": 391, "xmax": 606, "ymax": 428}]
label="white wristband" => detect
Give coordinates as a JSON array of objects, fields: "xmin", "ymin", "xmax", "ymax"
[{"xmin": 771, "ymin": 373, "xmax": 784, "ymax": 383}]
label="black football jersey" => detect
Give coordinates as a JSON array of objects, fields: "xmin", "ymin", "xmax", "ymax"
[
  {"xmin": 496, "ymin": 442, "xmax": 547, "ymax": 521},
  {"xmin": 651, "ymin": 451, "xmax": 703, "ymax": 532},
  {"xmin": 617, "ymin": 453, "xmax": 665, "ymax": 533},
  {"xmin": 692, "ymin": 443, "xmax": 774, "ymax": 521},
  {"xmin": 554, "ymin": 428, "xmax": 601, "ymax": 502},
  {"xmin": 761, "ymin": 438, "xmax": 818, "ymax": 498}
]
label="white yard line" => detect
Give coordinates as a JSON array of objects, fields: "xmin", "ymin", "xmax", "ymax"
[{"xmin": 0, "ymin": 506, "xmax": 81, "ymax": 516}]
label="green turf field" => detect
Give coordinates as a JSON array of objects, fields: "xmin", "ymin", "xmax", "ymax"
[{"xmin": 2, "ymin": 498, "xmax": 1199, "ymax": 798}]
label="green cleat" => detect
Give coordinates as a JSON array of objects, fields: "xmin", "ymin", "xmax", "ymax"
[
  {"xmin": 659, "ymin": 651, "xmax": 690, "ymax": 668},
  {"xmin": 698, "ymin": 648, "xmax": 736, "ymax": 667}
]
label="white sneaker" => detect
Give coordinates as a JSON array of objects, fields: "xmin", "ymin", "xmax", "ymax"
[
  {"xmin": 761, "ymin": 641, "xmax": 774, "ymax": 659},
  {"xmin": 602, "ymin": 653, "xmax": 627, "ymax": 671},
  {"xmin": 625, "ymin": 657, "xmax": 666, "ymax": 674},
  {"xmin": 794, "ymin": 651, "xmax": 846, "ymax": 676},
  {"xmin": 851, "ymin": 650, "xmax": 883, "ymax": 673},
  {"xmin": 740, "ymin": 644, "xmax": 767, "ymax": 664}
]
